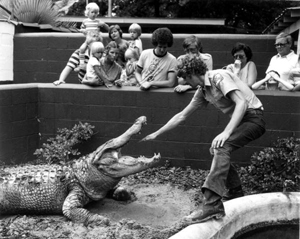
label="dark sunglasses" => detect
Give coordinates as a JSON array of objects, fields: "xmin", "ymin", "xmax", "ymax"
[
  {"xmin": 233, "ymin": 54, "xmax": 245, "ymax": 60},
  {"xmin": 274, "ymin": 43, "xmax": 288, "ymax": 48}
]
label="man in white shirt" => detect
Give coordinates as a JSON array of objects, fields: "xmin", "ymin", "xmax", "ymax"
[{"xmin": 265, "ymin": 32, "xmax": 298, "ymax": 90}]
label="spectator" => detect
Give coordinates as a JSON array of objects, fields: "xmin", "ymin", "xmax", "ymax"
[
  {"xmin": 251, "ymin": 70, "xmax": 294, "ymax": 91},
  {"xmin": 174, "ymin": 35, "xmax": 213, "ymax": 93},
  {"xmin": 135, "ymin": 27, "xmax": 178, "ymax": 90},
  {"xmin": 225, "ymin": 42, "xmax": 257, "ymax": 87},
  {"xmin": 290, "ymin": 54, "xmax": 300, "ymax": 91},
  {"xmin": 53, "ymin": 31, "xmax": 102, "ymax": 86},
  {"xmin": 80, "ymin": 42, "xmax": 112, "ymax": 87},
  {"xmin": 108, "ymin": 25, "xmax": 129, "ymax": 68},
  {"xmin": 82, "ymin": 41, "xmax": 123, "ymax": 87},
  {"xmin": 264, "ymin": 32, "xmax": 298, "ymax": 90},
  {"xmin": 141, "ymin": 56, "xmax": 265, "ymax": 223},
  {"xmin": 122, "ymin": 48, "xmax": 139, "ymax": 86},
  {"xmin": 128, "ymin": 23, "xmax": 143, "ymax": 55},
  {"xmin": 77, "ymin": 3, "xmax": 109, "ymax": 70}
]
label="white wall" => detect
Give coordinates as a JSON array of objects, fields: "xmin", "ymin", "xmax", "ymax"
[{"xmin": 0, "ymin": 21, "xmax": 14, "ymax": 82}]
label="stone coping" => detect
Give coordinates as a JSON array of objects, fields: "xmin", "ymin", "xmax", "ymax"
[
  {"xmin": 1, "ymin": 83, "xmax": 300, "ymax": 98},
  {"xmin": 169, "ymin": 192, "xmax": 300, "ymax": 239}
]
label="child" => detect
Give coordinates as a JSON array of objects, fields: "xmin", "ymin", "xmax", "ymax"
[
  {"xmin": 77, "ymin": 3, "xmax": 109, "ymax": 70},
  {"xmin": 122, "ymin": 48, "xmax": 139, "ymax": 86},
  {"xmin": 81, "ymin": 42, "xmax": 110, "ymax": 87},
  {"xmin": 128, "ymin": 23, "xmax": 143, "ymax": 55}
]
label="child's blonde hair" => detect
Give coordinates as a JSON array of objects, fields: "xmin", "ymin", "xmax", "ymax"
[
  {"xmin": 85, "ymin": 3, "xmax": 99, "ymax": 17},
  {"xmin": 86, "ymin": 30, "xmax": 103, "ymax": 42},
  {"xmin": 90, "ymin": 42, "xmax": 104, "ymax": 55},
  {"xmin": 128, "ymin": 23, "xmax": 142, "ymax": 37},
  {"xmin": 125, "ymin": 48, "xmax": 139, "ymax": 61}
]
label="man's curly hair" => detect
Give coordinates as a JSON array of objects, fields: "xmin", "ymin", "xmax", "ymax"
[
  {"xmin": 151, "ymin": 28, "xmax": 173, "ymax": 47},
  {"xmin": 177, "ymin": 55, "xmax": 208, "ymax": 78}
]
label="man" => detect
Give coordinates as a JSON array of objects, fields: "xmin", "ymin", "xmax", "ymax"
[
  {"xmin": 141, "ymin": 56, "xmax": 266, "ymax": 223},
  {"xmin": 174, "ymin": 35, "xmax": 213, "ymax": 93},
  {"xmin": 264, "ymin": 32, "xmax": 298, "ymax": 90},
  {"xmin": 135, "ymin": 27, "xmax": 178, "ymax": 90}
]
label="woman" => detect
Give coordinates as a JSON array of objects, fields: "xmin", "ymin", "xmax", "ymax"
[
  {"xmin": 225, "ymin": 42, "xmax": 257, "ymax": 87},
  {"xmin": 81, "ymin": 41, "xmax": 123, "ymax": 87},
  {"xmin": 108, "ymin": 25, "xmax": 129, "ymax": 68}
]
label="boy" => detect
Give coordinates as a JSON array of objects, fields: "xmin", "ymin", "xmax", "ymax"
[{"xmin": 135, "ymin": 27, "xmax": 177, "ymax": 90}]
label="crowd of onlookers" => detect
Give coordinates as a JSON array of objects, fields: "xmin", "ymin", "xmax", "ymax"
[{"xmin": 53, "ymin": 2, "xmax": 300, "ymax": 92}]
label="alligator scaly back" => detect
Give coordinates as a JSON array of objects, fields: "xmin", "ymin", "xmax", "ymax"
[{"xmin": 0, "ymin": 164, "xmax": 71, "ymax": 214}]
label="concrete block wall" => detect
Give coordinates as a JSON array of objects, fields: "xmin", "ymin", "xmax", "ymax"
[
  {"xmin": 13, "ymin": 33, "xmax": 276, "ymax": 84},
  {"xmin": 0, "ymin": 83, "xmax": 299, "ymax": 168},
  {"xmin": 0, "ymin": 84, "xmax": 39, "ymax": 164}
]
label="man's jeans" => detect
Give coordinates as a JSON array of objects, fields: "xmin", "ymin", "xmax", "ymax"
[{"xmin": 202, "ymin": 109, "xmax": 266, "ymax": 199}]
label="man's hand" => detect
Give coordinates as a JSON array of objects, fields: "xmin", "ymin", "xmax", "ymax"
[
  {"xmin": 174, "ymin": 85, "xmax": 192, "ymax": 93},
  {"xmin": 140, "ymin": 133, "xmax": 157, "ymax": 142},
  {"xmin": 211, "ymin": 131, "xmax": 231, "ymax": 149},
  {"xmin": 53, "ymin": 80, "xmax": 65, "ymax": 86},
  {"xmin": 114, "ymin": 79, "xmax": 123, "ymax": 87},
  {"xmin": 104, "ymin": 81, "xmax": 113, "ymax": 88},
  {"xmin": 140, "ymin": 81, "xmax": 151, "ymax": 91}
]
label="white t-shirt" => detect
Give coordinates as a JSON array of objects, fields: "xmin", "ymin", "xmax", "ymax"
[
  {"xmin": 86, "ymin": 56, "xmax": 100, "ymax": 81},
  {"xmin": 137, "ymin": 49, "xmax": 177, "ymax": 85}
]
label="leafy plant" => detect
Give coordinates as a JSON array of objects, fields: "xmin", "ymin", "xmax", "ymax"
[
  {"xmin": 0, "ymin": 0, "xmax": 77, "ymax": 29},
  {"xmin": 239, "ymin": 137, "xmax": 300, "ymax": 193},
  {"xmin": 177, "ymin": 55, "xmax": 208, "ymax": 78},
  {"xmin": 34, "ymin": 122, "xmax": 95, "ymax": 165}
]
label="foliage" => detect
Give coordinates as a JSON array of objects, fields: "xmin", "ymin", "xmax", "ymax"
[
  {"xmin": 69, "ymin": 0, "xmax": 295, "ymax": 34},
  {"xmin": 34, "ymin": 122, "xmax": 95, "ymax": 165},
  {"xmin": 67, "ymin": 0, "xmax": 108, "ymax": 17},
  {"xmin": 239, "ymin": 137, "xmax": 300, "ymax": 193},
  {"xmin": 0, "ymin": 0, "xmax": 77, "ymax": 29},
  {"xmin": 177, "ymin": 55, "xmax": 208, "ymax": 78}
]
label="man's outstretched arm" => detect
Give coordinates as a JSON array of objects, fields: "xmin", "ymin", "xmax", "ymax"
[{"xmin": 141, "ymin": 98, "xmax": 200, "ymax": 141}]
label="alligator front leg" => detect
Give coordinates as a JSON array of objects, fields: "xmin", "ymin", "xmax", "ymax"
[{"xmin": 62, "ymin": 185, "xmax": 109, "ymax": 226}]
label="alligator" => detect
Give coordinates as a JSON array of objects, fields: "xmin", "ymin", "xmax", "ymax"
[{"xmin": 0, "ymin": 116, "xmax": 160, "ymax": 225}]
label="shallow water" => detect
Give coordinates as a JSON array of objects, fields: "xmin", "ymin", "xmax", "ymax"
[{"xmin": 235, "ymin": 223, "xmax": 299, "ymax": 239}]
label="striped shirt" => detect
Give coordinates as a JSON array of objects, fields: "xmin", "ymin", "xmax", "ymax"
[
  {"xmin": 66, "ymin": 49, "xmax": 90, "ymax": 82},
  {"xmin": 81, "ymin": 19, "xmax": 107, "ymax": 31}
]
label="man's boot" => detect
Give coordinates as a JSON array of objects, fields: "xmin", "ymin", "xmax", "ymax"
[
  {"xmin": 184, "ymin": 200, "xmax": 225, "ymax": 223},
  {"xmin": 222, "ymin": 185, "xmax": 244, "ymax": 201},
  {"xmin": 184, "ymin": 189, "xmax": 225, "ymax": 223}
]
